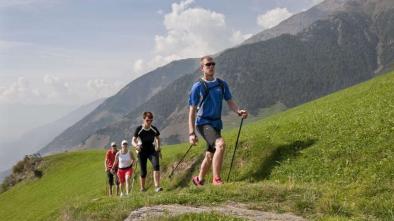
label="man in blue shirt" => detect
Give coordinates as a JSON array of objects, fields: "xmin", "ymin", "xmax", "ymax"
[{"xmin": 188, "ymin": 55, "xmax": 248, "ymax": 186}]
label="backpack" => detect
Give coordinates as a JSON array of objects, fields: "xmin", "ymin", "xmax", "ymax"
[{"xmin": 197, "ymin": 78, "xmax": 225, "ymax": 110}]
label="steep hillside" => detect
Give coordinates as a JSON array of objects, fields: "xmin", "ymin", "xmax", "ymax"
[
  {"xmin": 1, "ymin": 70, "xmax": 393, "ymax": 221},
  {"xmin": 88, "ymin": 0, "xmax": 394, "ymax": 146}
]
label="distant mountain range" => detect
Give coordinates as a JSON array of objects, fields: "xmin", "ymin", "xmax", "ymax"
[
  {"xmin": 40, "ymin": 0, "xmax": 394, "ymax": 154},
  {"xmin": 0, "ymin": 104, "xmax": 77, "ymax": 142},
  {"xmin": 40, "ymin": 59, "xmax": 199, "ymax": 154},
  {"xmin": 0, "ymin": 98, "xmax": 104, "ymax": 171}
]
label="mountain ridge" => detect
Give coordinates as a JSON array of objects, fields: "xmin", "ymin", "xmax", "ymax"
[
  {"xmin": 41, "ymin": 58, "xmax": 199, "ymax": 154},
  {"xmin": 41, "ymin": 0, "xmax": 394, "ymax": 153},
  {"xmin": 84, "ymin": 1, "xmax": 392, "ymax": 146}
]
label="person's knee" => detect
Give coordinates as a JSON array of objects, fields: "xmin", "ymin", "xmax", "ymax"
[
  {"xmin": 205, "ymin": 152, "xmax": 213, "ymax": 163},
  {"xmin": 153, "ymin": 161, "xmax": 160, "ymax": 171},
  {"xmin": 215, "ymin": 138, "xmax": 225, "ymax": 151},
  {"xmin": 152, "ymin": 156, "xmax": 160, "ymax": 171}
]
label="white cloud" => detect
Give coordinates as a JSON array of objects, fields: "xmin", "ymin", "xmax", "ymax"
[
  {"xmin": 0, "ymin": 77, "xmax": 41, "ymax": 103},
  {"xmin": 0, "ymin": 75, "xmax": 114, "ymax": 105},
  {"xmin": 0, "ymin": 75, "xmax": 72, "ymax": 103},
  {"xmin": 0, "ymin": 38, "xmax": 136, "ymax": 105},
  {"xmin": 86, "ymin": 79, "xmax": 122, "ymax": 98},
  {"xmin": 257, "ymin": 8, "xmax": 293, "ymax": 30},
  {"xmin": 134, "ymin": 0, "xmax": 251, "ymax": 75},
  {"xmin": 133, "ymin": 59, "xmax": 144, "ymax": 74},
  {"xmin": 231, "ymin": 31, "xmax": 253, "ymax": 44},
  {"xmin": 0, "ymin": 77, "xmax": 29, "ymax": 98},
  {"xmin": 42, "ymin": 74, "xmax": 70, "ymax": 98},
  {"xmin": 43, "ymin": 75, "xmax": 59, "ymax": 85}
]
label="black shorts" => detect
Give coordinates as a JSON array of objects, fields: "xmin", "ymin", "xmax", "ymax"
[
  {"xmin": 106, "ymin": 170, "xmax": 119, "ymax": 186},
  {"xmin": 197, "ymin": 124, "xmax": 221, "ymax": 153},
  {"xmin": 138, "ymin": 151, "xmax": 160, "ymax": 178}
]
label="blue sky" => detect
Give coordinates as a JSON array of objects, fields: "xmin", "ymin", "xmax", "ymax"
[{"xmin": 0, "ymin": 0, "xmax": 323, "ymax": 106}]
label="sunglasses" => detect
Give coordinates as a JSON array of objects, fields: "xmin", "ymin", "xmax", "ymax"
[{"xmin": 204, "ymin": 62, "xmax": 216, "ymax": 67}]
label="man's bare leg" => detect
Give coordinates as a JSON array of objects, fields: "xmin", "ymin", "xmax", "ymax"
[
  {"xmin": 212, "ymin": 138, "xmax": 225, "ymax": 178},
  {"xmin": 198, "ymin": 151, "xmax": 213, "ymax": 181}
]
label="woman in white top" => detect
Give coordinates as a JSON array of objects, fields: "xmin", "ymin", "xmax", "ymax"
[{"xmin": 113, "ymin": 140, "xmax": 136, "ymax": 197}]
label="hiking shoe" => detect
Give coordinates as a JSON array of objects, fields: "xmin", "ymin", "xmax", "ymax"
[
  {"xmin": 120, "ymin": 192, "xmax": 124, "ymax": 197},
  {"xmin": 212, "ymin": 176, "xmax": 224, "ymax": 185},
  {"xmin": 140, "ymin": 188, "xmax": 146, "ymax": 192},
  {"xmin": 155, "ymin": 187, "xmax": 163, "ymax": 192},
  {"xmin": 192, "ymin": 176, "xmax": 204, "ymax": 187}
]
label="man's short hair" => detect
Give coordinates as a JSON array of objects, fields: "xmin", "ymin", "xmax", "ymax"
[{"xmin": 200, "ymin": 55, "xmax": 213, "ymax": 64}]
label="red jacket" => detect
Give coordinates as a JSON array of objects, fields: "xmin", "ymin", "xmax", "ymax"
[{"xmin": 105, "ymin": 150, "xmax": 117, "ymax": 169}]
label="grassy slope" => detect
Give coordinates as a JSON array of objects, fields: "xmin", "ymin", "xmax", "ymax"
[
  {"xmin": 0, "ymin": 151, "xmax": 104, "ymax": 220},
  {"xmin": 0, "ymin": 71, "xmax": 393, "ymax": 221}
]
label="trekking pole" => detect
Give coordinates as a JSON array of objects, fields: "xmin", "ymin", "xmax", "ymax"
[
  {"xmin": 227, "ymin": 118, "xmax": 244, "ymax": 182},
  {"xmin": 168, "ymin": 144, "xmax": 194, "ymax": 179}
]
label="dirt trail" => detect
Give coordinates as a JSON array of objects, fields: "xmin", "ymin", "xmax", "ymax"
[{"xmin": 124, "ymin": 203, "xmax": 306, "ymax": 221}]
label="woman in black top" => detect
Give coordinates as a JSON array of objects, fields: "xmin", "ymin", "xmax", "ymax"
[{"xmin": 132, "ymin": 112, "xmax": 162, "ymax": 192}]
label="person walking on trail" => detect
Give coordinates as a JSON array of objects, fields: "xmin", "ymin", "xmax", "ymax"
[
  {"xmin": 132, "ymin": 112, "xmax": 163, "ymax": 192},
  {"xmin": 113, "ymin": 140, "xmax": 136, "ymax": 197},
  {"xmin": 105, "ymin": 142, "xmax": 119, "ymax": 196},
  {"xmin": 188, "ymin": 55, "xmax": 248, "ymax": 186}
]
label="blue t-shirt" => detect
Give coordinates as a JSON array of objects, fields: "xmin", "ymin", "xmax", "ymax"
[{"xmin": 188, "ymin": 78, "xmax": 232, "ymax": 130}]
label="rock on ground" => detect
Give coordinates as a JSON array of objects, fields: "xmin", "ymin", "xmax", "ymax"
[{"xmin": 125, "ymin": 203, "xmax": 306, "ymax": 221}]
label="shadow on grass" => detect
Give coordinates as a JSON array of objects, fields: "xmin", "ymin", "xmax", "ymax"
[
  {"xmin": 246, "ymin": 139, "xmax": 316, "ymax": 181},
  {"xmin": 166, "ymin": 154, "xmax": 205, "ymax": 190}
]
